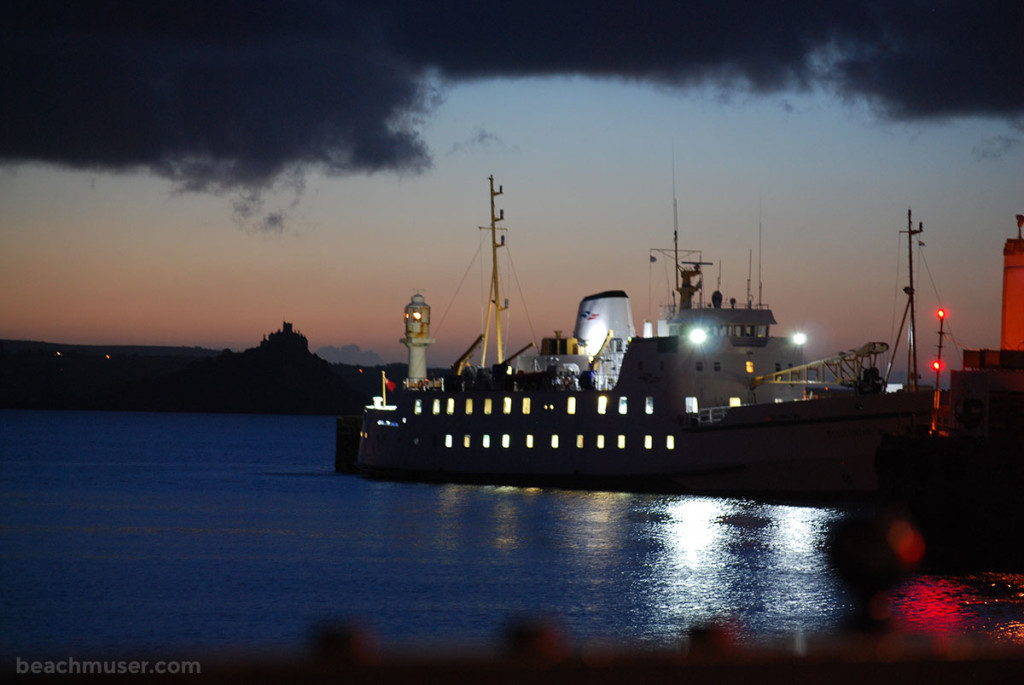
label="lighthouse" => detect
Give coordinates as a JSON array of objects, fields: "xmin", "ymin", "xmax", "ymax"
[{"xmin": 401, "ymin": 293, "xmax": 435, "ymax": 382}]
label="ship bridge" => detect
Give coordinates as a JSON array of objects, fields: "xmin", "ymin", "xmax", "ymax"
[{"xmin": 669, "ymin": 307, "xmax": 777, "ymax": 348}]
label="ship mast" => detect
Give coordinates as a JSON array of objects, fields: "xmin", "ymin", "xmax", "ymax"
[
  {"xmin": 480, "ymin": 175, "xmax": 507, "ymax": 366},
  {"xmin": 904, "ymin": 208, "xmax": 923, "ymax": 391}
]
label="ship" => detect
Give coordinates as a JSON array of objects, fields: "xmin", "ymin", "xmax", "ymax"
[
  {"xmin": 355, "ymin": 176, "xmax": 933, "ymax": 497},
  {"xmin": 876, "ymin": 218, "xmax": 1024, "ymax": 566}
]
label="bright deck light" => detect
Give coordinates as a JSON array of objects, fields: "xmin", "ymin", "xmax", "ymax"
[
  {"xmin": 688, "ymin": 328, "xmax": 707, "ymax": 344},
  {"xmin": 792, "ymin": 332, "xmax": 807, "ymax": 345}
]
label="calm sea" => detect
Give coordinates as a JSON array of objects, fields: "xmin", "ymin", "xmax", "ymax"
[{"xmin": 2, "ymin": 409, "xmax": 1022, "ymax": 658}]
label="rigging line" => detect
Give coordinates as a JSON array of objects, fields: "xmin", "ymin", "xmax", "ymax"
[
  {"xmin": 918, "ymin": 246, "xmax": 961, "ymax": 357},
  {"xmin": 648, "ymin": 252, "xmax": 653, "ymax": 322},
  {"xmin": 505, "ymin": 241, "xmax": 539, "ymax": 348},
  {"xmin": 887, "ymin": 230, "xmax": 905, "ymax": 373},
  {"xmin": 479, "ymin": 227, "xmax": 487, "ymax": 334},
  {"xmin": 499, "ymin": 240, "xmax": 512, "ymax": 349},
  {"xmin": 433, "ymin": 238, "xmax": 484, "ymax": 338}
]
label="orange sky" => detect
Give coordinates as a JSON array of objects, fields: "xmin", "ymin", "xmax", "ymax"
[{"xmin": 2, "ymin": 80, "xmax": 1021, "ymax": 374}]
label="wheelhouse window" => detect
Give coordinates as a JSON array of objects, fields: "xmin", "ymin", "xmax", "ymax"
[
  {"xmin": 522, "ymin": 397, "xmax": 532, "ymax": 415},
  {"xmin": 597, "ymin": 395, "xmax": 608, "ymax": 415},
  {"xmin": 414, "ymin": 399, "xmax": 423, "ymax": 415},
  {"xmin": 484, "ymin": 398, "xmax": 493, "ymax": 415},
  {"xmin": 567, "ymin": 397, "xmax": 577, "ymax": 415},
  {"xmin": 618, "ymin": 397, "xmax": 628, "ymax": 415},
  {"xmin": 446, "ymin": 398, "xmax": 455, "ymax": 415},
  {"xmin": 645, "ymin": 396, "xmax": 654, "ymax": 415},
  {"xmin": 465, "ymin": 398, "xmax": 473, "ymax": 415}
]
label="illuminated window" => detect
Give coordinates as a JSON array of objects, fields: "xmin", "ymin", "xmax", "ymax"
[
  {"xmin": 463, "ymin": 434, "xmax": 471, "ymax": 448},
  {"xmin": 465, "ymin": 398, "xmax": 473, "ymax": 415},
  {"xmin": 644, "ymin": 435, "xmax": 653, "ymax": 450},
  {"xmin": 550, "ymin": 434, "xmax": 559, "ymax": 448},
  {"xmin": 502, "ymin": 434, "xmax": 511, "ymax": 448},
  {"xmin": 567, "ymin": 396, "xmax": 576, "ymax": 415},
  {"xmin": 685, "ymin": 396, "xmax": 699, "ymax": 414},
  {"xmin": 666, "ymin": 435, "xmax": 675, "ymax": 450},
  {"xmin": 596, "ymin": 435, "xmax": 605, "ymax": 449},
  {"xmin": 444, "ymin": 434, "xmax": 453, "ymax": 448},
  {"xmin": 617, "ymin": 435, "xmax": 626, "ymax": 449},
  {"xmin": 483, "ymin": 398, "xmax": 493, "ymax": 415},
  {"xmin": 446, "ymin": 398, "xmax": 455, "ymax": 415},
  {"xmin": 597, "ymin": 395, "xmax": 608, "ymax": 415},
  {"xmin": 576, "ymin": 434, "xmax": 584, "ymax": 448},
  {"xmin": 414, "ymin": 399, "xmax": 423, "ymax": 415},
  {"xmin": 618, "ymin": 397, "xmax": 628, "ymax": 415},
  {"xmin": 503, "ymin": 397, "xmax": 512, "ymax": 414},
  {"xmin": 522, "ymin": 397, "xmax": 531, "ymax": 415},
  {"xmin": 729, "ymin": 396, "xmax": 742, "ymax": 407},
  {"xmin": 432, "ymin": 399, "xmax": 441, "ymax": 415},
  {"xmin": 645, "ymin": 396, "xmax": 654, "ymax": 415},
  {"xmin": 745, "ymin": 360, "xmax": 754, "ymax": 374},
  {"xmin": 482, "ymin": 434, "xmax": 491, "ymax": 448},
  {"xmin": 526, "ymin": 434, "xmax": 534, "ymax": 448}
]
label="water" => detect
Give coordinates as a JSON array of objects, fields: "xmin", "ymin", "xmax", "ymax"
[{"xmin": 2, "ymin": 409, "xmax": 1022, "ymax": 658}]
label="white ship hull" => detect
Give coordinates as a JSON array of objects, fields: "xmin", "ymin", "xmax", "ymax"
[{"xmin": 358, "ymin": 388, "xmax": 933, "ymax": 496}]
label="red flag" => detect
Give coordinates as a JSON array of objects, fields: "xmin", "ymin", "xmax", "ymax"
[
  {"xmin": 1017, "ymin": 214, "xmax": 1024, "ymax": 229},
  {"xmin": 384, "ymin": 377, "xmax": 397, "ymax": 392}
]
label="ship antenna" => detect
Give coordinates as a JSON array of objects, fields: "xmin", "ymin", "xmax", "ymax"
[
  {"xmin": 480, "ymin": 175, "xmax": 507, "ymax": 366},
  {"xmin": 672, "ymin": 147, "xmax": 679, "ymax": 315},
  {"xmin": 746, "ymin": 249, "xmax": 753, "ymax": 308},
  {"xmin": 758, "ymin": 191, "xmax": 763, "ymax": 307}
]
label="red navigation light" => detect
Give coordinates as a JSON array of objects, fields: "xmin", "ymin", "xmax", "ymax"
[
  {"xmin": 936, "ymin": 308, "xmax": 946, "ymax": 319},
  {"xmin": 932, "ymin": 360, "xmax": 942, "ymax": 371}
]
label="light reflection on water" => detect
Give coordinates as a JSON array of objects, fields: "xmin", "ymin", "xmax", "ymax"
[
  {"xmin": 2, "ymin": 410, "xmax": 1023, "ymax": 655},
  {"xmin": 632, "ymin": 496, "xmax": 846, "ymax": 640}
]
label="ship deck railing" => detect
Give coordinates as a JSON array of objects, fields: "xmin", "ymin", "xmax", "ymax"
[
  {"xmin": 404, "ymin": 378, "xmax": 446, "ymax": 391},
  {"xmin": 696, "ymin": 406, "xmax": 730, "ymax": 425}
]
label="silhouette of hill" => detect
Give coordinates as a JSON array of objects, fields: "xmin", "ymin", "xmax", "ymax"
[{"xmin": 0, "ymin": 323, "xmax": 387, "ymax": 415}]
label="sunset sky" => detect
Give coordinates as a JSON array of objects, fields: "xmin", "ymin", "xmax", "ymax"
[{"xmin": 2, "ymin": 2, "xmax": 1022, "ymax": 374}]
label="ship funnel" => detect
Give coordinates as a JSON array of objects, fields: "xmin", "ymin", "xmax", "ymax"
[{"xmin": 574, "ymin": 291, "xmax": 635, "ymax": 354}]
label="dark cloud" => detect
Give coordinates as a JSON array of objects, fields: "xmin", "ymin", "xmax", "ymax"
[
  {"xmin": 2, "ymin": 1, "xmax": 1021, "ymax": 196},
  {"xmin": 447, "ymin": 128, "xmax": 510, "ymax": 157},
  {"xmin": 973, "ymin": 135, "xmax": 1022, "ymax": 161}
]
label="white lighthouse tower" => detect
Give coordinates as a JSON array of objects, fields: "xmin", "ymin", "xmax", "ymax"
[{"xmin": 401, "ymin": 293, "xmax": 435, "ymax": 383}]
